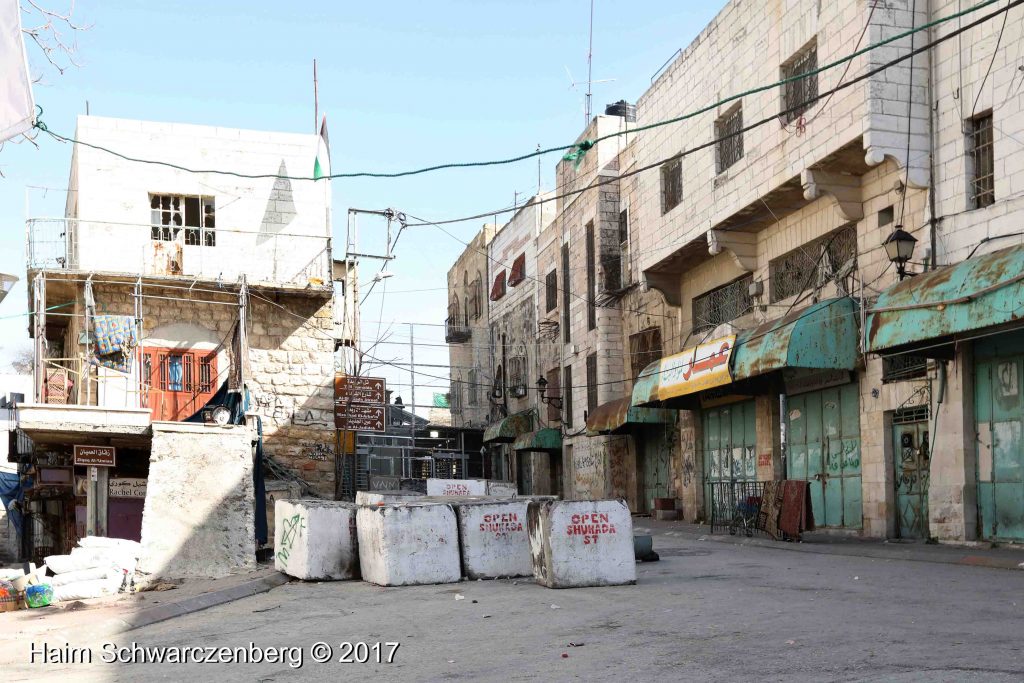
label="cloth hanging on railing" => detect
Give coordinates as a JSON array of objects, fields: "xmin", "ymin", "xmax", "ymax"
[{"xmin": 90, "ymin": 314, "xmax": 137, "ymax": 373}]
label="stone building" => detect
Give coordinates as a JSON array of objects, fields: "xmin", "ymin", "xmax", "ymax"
[{"xmin": 15, "ymin": 115, "xmax": 337, "ymax": 575}]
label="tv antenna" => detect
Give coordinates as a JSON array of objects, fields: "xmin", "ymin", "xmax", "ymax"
[{"xmin": 565, "ymin": 0, "xmax": 614, "ymax": 127}]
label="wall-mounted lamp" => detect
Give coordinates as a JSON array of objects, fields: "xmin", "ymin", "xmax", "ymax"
[
  {"xmin": 536, "ymin": 376, "xmax": 563, "ymax": 409},
  {"xmin": 883, "ymin": 228, "xmax": 917, "ymax": 280}
]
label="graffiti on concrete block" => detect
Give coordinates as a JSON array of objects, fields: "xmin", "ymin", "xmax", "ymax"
[{"xmin": 277, "ymin": 513, "xmax": 305, "ymax": 569}]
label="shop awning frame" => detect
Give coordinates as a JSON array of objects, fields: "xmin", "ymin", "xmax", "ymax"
[
  {"xmin": 482, "ymin": 409, "xmax": 534, "ymax": 443},
  {"xmin": 867, "ymin": 245, "xmax": 1024, "ymax": 356},
  {"xmin": 512, "ymin": 427, "xmax": 562, "ymax": 453},
  {"xmin": 586, "ymin": 396, "xmax": 676, "ymax": 435}
]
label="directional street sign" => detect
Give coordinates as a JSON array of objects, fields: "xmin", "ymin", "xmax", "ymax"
[
  {"xmin": 335, "ymin": 404, "xmax": 386, "ymax": 432},
  {"xmin": 334, "ymin": 375, "xmax": 387, "ymax": 405}
]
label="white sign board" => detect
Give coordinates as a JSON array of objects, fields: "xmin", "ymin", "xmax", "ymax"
[{"xmin": 108, "ymin": 477, "xmax": 148, "ymax": 498}]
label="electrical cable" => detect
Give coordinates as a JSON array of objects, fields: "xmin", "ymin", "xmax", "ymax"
[
  {"xmin": 971, "ymin": 0, "xmax": 1013, "ymax": 118},
  {"xmin": 29, "ymin": 0, "xmax": 1005, "ymax": 183}
]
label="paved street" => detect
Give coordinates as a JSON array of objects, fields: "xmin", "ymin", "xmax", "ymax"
[{"xmin": 6, "ymin": 527, "xmax": 1024, "ymax": 682}]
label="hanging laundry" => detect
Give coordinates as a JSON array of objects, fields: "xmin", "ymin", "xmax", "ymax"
[{"xmin": 91, "ymin": 315, "xmax": 137, "ymax": 374}]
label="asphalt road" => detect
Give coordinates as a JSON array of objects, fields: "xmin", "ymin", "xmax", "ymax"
[{"xmin": 6, "ymin": 530, "xmax": 1024, "ymax": 682}]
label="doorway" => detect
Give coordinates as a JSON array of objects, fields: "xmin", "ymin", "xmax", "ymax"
[{"xmin": 892, "ymin": 407, "xmax": 930, "ymax": 539}]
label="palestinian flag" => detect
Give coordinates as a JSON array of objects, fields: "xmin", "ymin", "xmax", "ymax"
[{"xmin": 314, "ymin": 114, "xmax": 330, "ymax": 180}]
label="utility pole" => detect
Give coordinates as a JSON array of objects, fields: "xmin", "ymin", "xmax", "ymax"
[{"xmin": 408, "ymin": 322, "xmax": 416, "ymax": 444}]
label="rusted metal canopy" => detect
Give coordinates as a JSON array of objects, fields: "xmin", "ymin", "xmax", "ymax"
[
  {"xmin": 585, "ymin": 396, "xmax": 675, "ymax": 435},
  {"xmin": 731, "ymin": 297, "xmax": 860, "ymax": 380},
  {"xmin": 482, "ymin": 409, "xmax": 534, "ymax": 443},
  {"xmin": 867, "ymin": 245, "xmax": 1024, "ymax": 355},
  {"xmin": 512, "ymin": 427, "xmax": 562, "ymax": 453}
]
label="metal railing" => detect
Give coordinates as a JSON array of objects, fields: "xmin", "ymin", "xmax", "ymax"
[
  {"xmin": 39, "ymin": 356, "xmax": 148, "ymax": 409},
  {"xmin": 444, "ymin": 316, "xmax": 471, "ymax": 343},
  {"xmin": 708, "ymin": 480, "xmax": 766, "ymax": 537},
  {"xmin": 27, "ymin": 217, "xmax": 331, "ymax": 287}
]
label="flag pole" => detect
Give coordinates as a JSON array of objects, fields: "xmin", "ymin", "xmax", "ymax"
[{"xmin": 313, "ymin": 58, "xmax": 319, "ymax": 134}]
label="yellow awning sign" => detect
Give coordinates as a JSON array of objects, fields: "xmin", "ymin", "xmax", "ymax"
[{"xmin": 656, "ymin": 335, "xmax": 736, "ymax": 401}]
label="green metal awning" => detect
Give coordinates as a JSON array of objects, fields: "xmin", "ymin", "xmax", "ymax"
[
  {"xmin": 586, "ymin": 396, "xmax": 675, "ymax": 435},
  {"xmin": 482, "ymin": 410, "xmax": 534, "ymax": 443},
  {"xmin": 867, "ymin": 245, "xmax": 1024, "ymax": 355},
  {"xmin": 512, "ymin": 428, "xmax": 562, "ymax": 453},
  {"xmin": 731, "ymin": 297, "xmax": 860, "ymax": 380}
]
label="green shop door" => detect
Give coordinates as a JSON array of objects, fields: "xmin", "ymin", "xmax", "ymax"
[
  {"xmin": 786, "ymin": 383, "xmax": 862, "ymax": 529},
  {"xmin": 892, "ymin": 407, "xmax": 930, "ymax": 539},
  {"xmin": 702, "ymin": 400, "xmax": 757, "ymax": 520},
  {"xmin": 975, "ymin": 350, "xmax": 1024, "ymax": 542},
  {"xmin": 638, "ymin": 426, "xmax": 670, "ymax": 513}
]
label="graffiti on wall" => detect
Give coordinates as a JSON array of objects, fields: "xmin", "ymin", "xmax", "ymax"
[
  {"xmin": 253, "ymin": 392, "xmax": 333, "ymax": 428},
  {"xmin": 301, "ymin": 440, "xmax": 334, "ymax": 461}
]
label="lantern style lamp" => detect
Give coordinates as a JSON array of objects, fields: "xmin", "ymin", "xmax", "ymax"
[
  {"xmin": 536, "ymin": 375, "xmax": 563, "ymax": 409},
  {"xmin": 883, "ymin": 228, "xmax": 917, "ymax": 280}
]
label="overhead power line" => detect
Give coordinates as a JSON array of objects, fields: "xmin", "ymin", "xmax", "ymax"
[{"xmin": 30, "ymin": 0, "xmax": 1003, "ymax": 182}]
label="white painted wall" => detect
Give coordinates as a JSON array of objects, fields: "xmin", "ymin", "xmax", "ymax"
[{"xmin": 66, "ymin": 115, "xmax": 329, "ymax": 286}]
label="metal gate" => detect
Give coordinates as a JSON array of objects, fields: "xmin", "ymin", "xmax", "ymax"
[
  {"xmin": 702, "ymin": 400, "xmax": 757, "ymax": 521},
  {"xmin": 893, "ymin": 406, "xmax": 930, "ymax": 539},
  {"xmin": 786, "ymin": 382, "xmax": 862, "ymax": 529},
  {"xmin": 975, "ymin": 350, "xmax": 1024, "ymax": 541}
]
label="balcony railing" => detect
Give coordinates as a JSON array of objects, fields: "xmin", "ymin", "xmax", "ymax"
[
  {"xmin": 27, "ymin": 217, "xmax": 331, "ymax": 287},
  {"xmin": 445, "ymin": 316, "xmax": 471, "ymax": 343}
]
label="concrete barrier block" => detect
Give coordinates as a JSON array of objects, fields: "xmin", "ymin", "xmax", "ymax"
[
  {"xmin": 455, "ymin": 501, "xmax": 532, "ymax": 579},
  {"xmin": 426, "ymin": 478, "xmax": 487, "ymax": 496},
  {"xmin": 355, "ymin": 490, "xmax": 425, "ymax": 506},
  {"xmin": 274, "ymin": 500, "xmax": 359, "ymax": 581},
  {"xmin": 528, "ymin": 499, "xmax": 636, "ymax": 588},
  {"xmin": 486, "ymin": 480, "xmax": 518, "ymax": 497},
  {"xmin": 356, "ymin": 504, "xmax": 461, "ymax": 586}
]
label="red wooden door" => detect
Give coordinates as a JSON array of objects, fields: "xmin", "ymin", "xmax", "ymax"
[{"xmin": 142, "ymin": 348, "xmax": 217, "ymax": 421}]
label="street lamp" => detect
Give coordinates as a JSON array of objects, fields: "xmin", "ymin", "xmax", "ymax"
[
  {"xmin": 536, "ymin": 375, "xmax": 562, "ymax": 409},
  {"xmin": 883, "ymin": 228, "xmax": 917, "ymax": 280}
]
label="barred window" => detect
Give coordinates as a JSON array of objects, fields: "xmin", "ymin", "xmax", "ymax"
[
  {"xmin": 545, "ymin": 269, "xmax": 558, "ymax": 313},
  {"xmin": 586, "ymin": 353, "xmax": 598, "ymax": 415},
  {"xmin": 715, "ymin": 105, "xmax": 743, "ymax": 173},
  {"xmin": 692, "ymin": 275, "xmax": 753, "ymax": 335},
  {"xmin": 467, "ymin": 369, "xmax": 478, "ymax": 406},
  {"xmin": 563, "ymin": 364, "xmax": 574, "ymax": 427},
  {"xmin": 545, "ymin": 368, "xmax": 561, "ymax": 423},
  {"xmin": 150, "ymin": 194, "xmax": 215, "ymax": 246},
  {"xmin": 469, "ymin": 272, "xmax": 483, "ymax": 320},
  {"xmin": 769, "ymin": 224, "xmax": 858, "ymax": 303},
  {"xmin": 882, "ymin": 354, "xmax": 928, "ymax": 383},
  {"xmin": 969, "ymin": 112, "xmax": 995, "ymax": 209},
  {"xmin": 660, "ymin": 158, "xmax": 682, "ymax": 215},
  {"xmin": 629, "ymin": 327, "xmax": 662, "ymax": 384},
  {"xmin": 507, "ymin": 355, "xmax": 528, "ymax": 398},
  {"xmin": 781, "ymin": 41, "xmax": 818, "ymax": 123},
  {"xmin": 451, "ymin": 377, "xmax": 463, "ymax": 413},
  {"xmin": 586, "ymin": 221, "xmax": 596, "ymax": 331},
  {"xmin": 561, "ymin": 244, "xmax": 571, "ymax": 343}
]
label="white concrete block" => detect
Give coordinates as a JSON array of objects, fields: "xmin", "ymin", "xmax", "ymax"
[
  {"xmin": 528, "ymin": 499, "xmax": 636, "ymax": 588},
  {"xmin": 486, "ymin": 480, "xmax": 518, "ymax": 497},
  {"xmin": 425, "ymin": 478, "xmax": 487, "ymax": 497},
  {"xmin": 356, "ymin": 504, "xmax": 461, "ymax": 586},
  {"xmin": 455, "ymin": 501, "xmax": 532, "ymax": 579},
  {"xmin": 274, "ymin": 499, "xmax": 358, "ymax": 581},
  {"xmin": 355, "ymin": 490, "xmax": 425, "ymax": 506}
]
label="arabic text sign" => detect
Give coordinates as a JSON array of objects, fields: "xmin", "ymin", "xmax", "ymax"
[
  {"xmin": 73, "ymin": 445, "xmax": 116, "ymax": 467},
  {"xmin": 657, "ymin": 335, "xmax": 736, "ymax": 401},
  {"xmin": 109, "ymin": 477, "xmax": 148, "ymax": 498},
  {"xmin": 334, "ymin": 375, "xmax": 387, "ymax": 405},
  {"xmin": 335, "ymin": 404, "xmax": 386, "ymax": 432}
]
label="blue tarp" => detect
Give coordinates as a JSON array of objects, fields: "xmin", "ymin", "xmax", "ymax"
[{"xmin": 0, "ymin": 471, "xmax": 24, "ymax": 536}]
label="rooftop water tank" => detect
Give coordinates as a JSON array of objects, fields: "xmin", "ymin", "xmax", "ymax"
[{"xmin": 605, "ymin": 100, "xmax": 637, "ymax": 122}]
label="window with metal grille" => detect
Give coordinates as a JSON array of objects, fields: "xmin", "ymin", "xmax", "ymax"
[
  {"xmin": 969, "ymin": 112, "xmax": 995, "ymax": 209},
  {"xmin": 586, "ymin": 221, "xmax": 596, "ymax": 330},
  {"xmin": 715, "ymin": 105, "xmax": 744, "ymax": 173},
  {"xmin": 781, "ymin": 41, "xmax": 818, "ymax": 123},
  {"xmin": 629, "ymin": 327, "xmax": 663, "ymax": 383},
  {"xmin": 618, "ymin": 208, "xmax": 630, "ymax": 286},
  {"xmin": 467, "ymin": 369, "xmax": 478, "ymax": 406},
  {"xmin": 660, "ymin": 158, "xmax": 682, "ymax": 215},
  {"xmin": 507, "ymin": 354, "xmax": 528, "ymax": 398},
  {"xmin": 768, "ymin": 224, "xmax": 858, "ymax": 303},
  {"xmin": 150, "ymin": 194, "xmax": 215, "ymax": 245},
  {"xmin": 546, "ymin": 367, "xmax": 561, "ymax": 423},
  {"xmin": 450, "ymin": 377, "xmax": 463, "ymax": 413},
  {"xmin": 692, "ymin": 275, "xmax": 753, "ymax": 334},
  {"xmin": 469, "ymin": 272, "xmax": 483, "ymax": 320},
  {"xmin": 545, "ymin": 269, "xmax": 558, "ymax": 312},
  {"xmin": 586, "ymin": 353, "xmax": 598, "ymax": 415},
  {"xmin": 882, "ymin": 354, "xmax": 928, "ymax": 383},
  {"xmin": 561, "ymin": 243, "xmax": 571, "ymax": 343},
  {"xmin": 563, "ymin": 364, "xmax": 574, "ymax": 427}
]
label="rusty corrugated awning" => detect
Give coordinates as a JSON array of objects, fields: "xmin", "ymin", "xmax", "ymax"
[
  {"xmin": 867, "ymin": 244, "xmax": 1024, "ymax": 355},
  {"xmin": 512, "ymin": 427, "xmax": 561, "ymax": 453},
  {"xmin": 482, "ymin": 409, "xmax": 533, "ymax": 443},
  {"xmin": 731, "ymin": 297, "xmax": 860, "ymax": 380},
  {"xmin": 585, "ymin": 396, "xmax": 675, "ymax": 435}
]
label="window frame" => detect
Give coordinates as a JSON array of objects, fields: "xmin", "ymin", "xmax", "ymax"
[
  {"xmin": 780, "ymin": 40, "xmax": 819, "ymax": 123},
  {"xmin": 715, "ymin": 104, "xmax": 744, "ymax": 174},
  {"xmin": 150, "ymin": 193, "xmax": 216, "ymax": 246},
  {"xmin": 968, "ymin": 111, "xmax": 995, "ymax": 210},
  {"xmin": 660, "ymin": 158, "xmax": 682, "ymax": 215}
]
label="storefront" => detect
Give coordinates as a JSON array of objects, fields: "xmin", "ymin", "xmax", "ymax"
[
  {"xmin": 482, "ymin": 409, "xmax": 536, "ymax": 491},
  {"xmin": 867, "ymin": 245, "xmax": 1024, "ymax": 542}
]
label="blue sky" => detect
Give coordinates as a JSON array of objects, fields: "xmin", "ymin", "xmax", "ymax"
[{"xmin": 0, "ymin": 0, "xmax": 727, "ymax": 405}]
